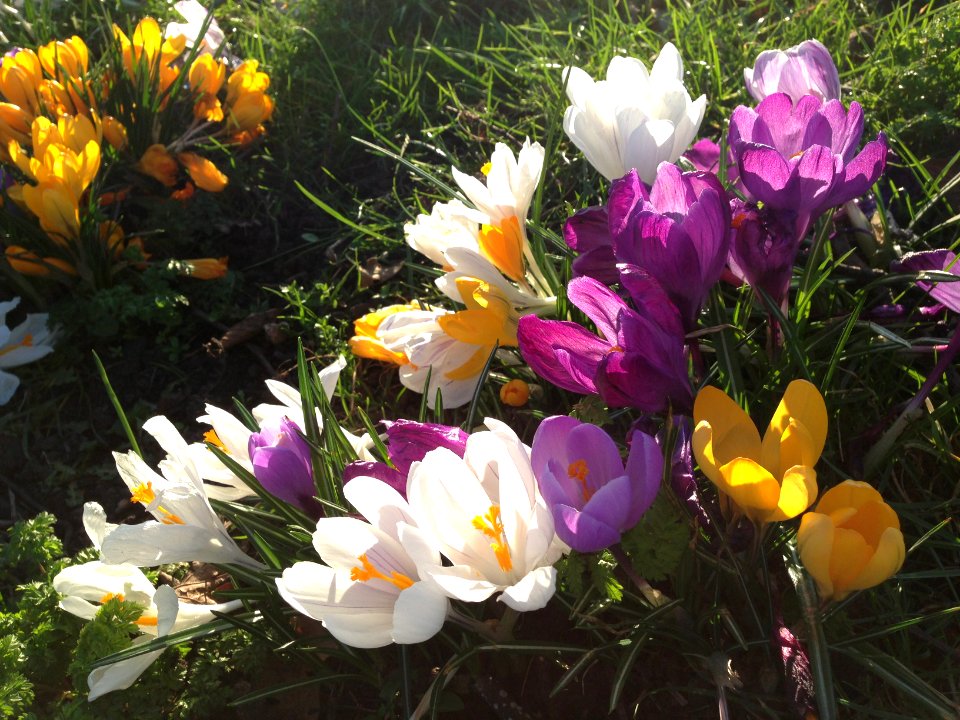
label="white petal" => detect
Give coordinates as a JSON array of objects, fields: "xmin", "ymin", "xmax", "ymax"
[
  {"xmin": 99, "ymin": 522, "xmax": 257, "ymax": 568},
  {"xmin": 318, "ymin": 355, "xmax": 347, "ymax": 400},
  {"xmin": 343, "ymin": 476, "xmax": 415, "ymax": 542},
  {"xmin": 391, "ymin": 581, "xmax": 449, "ymax": 644},
  {"xmin": 499, "ymin": 565, "xmax": 557, "ymax": 611},
  {"xmin": 0, "ymin": 370, "xmax": 19, "ymax": 405},
  {"xmin": 82, "ymin": 502, "xmax": 116, "ymax": 550},
  {"xmin": 86, "ymin": 638, "xmax": 165, "ymax": 701},
  {"xmin": 426, "ymin": 565, "xmax": 500, "ymax": 603}
]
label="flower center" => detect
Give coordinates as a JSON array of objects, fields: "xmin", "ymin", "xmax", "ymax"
[
  {"xmin": 472, "ymin": 505, "xmax": 512, "ymax": 571},
  {"xmin": 350, "ymin": 553, "xmax": 414, "ymax": 591},
  {"xmin": 568, "ymin": 459, "xmax": 594, "ymax": 501},
  {"xmin": 129, "ymin": 481, "xmax": 185, "ymax": 525},
  {"xmin": 99, "ymin": 592, "xmax": 158, "ymax": 626},
  {"xmin": 203, "ymin": 428, "xmax": 226, "ymax": 451}
]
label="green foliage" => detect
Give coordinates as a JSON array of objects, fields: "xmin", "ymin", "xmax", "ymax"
[
  {"xmin": 0, "ymin": 636, "xmax": 35, "ymax": 720},
  {"xmin": 68, "ymin": 597, "xmax": 146, "ymax": 693},
  {"xmin": 620, "ymin": 495, "xmax": 688, "ymax": 583}
]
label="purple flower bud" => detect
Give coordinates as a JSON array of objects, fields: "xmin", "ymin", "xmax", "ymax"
[
  {"xmin": 744, "ymin": 39, "xmax": 841, "ymax": 104},
  {"xmin": 531, "ymin": 416, "xmax": 662, "ymax": 552},
  {"xmin": 894, "ymin": 249, "xmax": 960, "ymax": 314},
  {"xmin": 248, "ymin": 418, "xmax": 317, "ymax": 514},
  {"xmin": 383, "ymin": 419, "xmax": 468, "ymax": 475},
  {"xmin": 727, "ymin": 198, "xmax": 799, "ymax": 311}
]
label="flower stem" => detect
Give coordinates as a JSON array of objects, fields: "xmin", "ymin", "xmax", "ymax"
[{"xmin": 609, "ymin": 543, "xmax": 666, "ymax": 607}]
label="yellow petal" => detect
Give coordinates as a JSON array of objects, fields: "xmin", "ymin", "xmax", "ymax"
[
  {"xmin": 445, "ymin": 345, "xmax": 490, "ymax": 381},
  {"xmin": 718, "ymin": 457, "xmax": 781, "ymax": 523},
  {"xmin": 814, "ymin": 479, "xmax": 884, "ymax": 517},
  {"xmin": 692, "ymin": 420, "xmax": 722, "ymax": 485},
  {"xmin": 348, "ymin": 336, "xmax": 406, "ymax": 365},
  {"xmin": 774, "ymin": 420, "xmax": 817, "ymax": 480},
  {"xmin": 766, "ymin": 465, "xmax": 817, "ymax": 522},
  {"xmin": 838, "ymin": 500, "xmax": 900, "ymax": 547},
  {"xmin": 761, "ymin": 379, "xmax": 827, "ymax": 469},
  {"xmin": 477, "ymin": 216, "xmax": 524, "ymax": 282},
  {"xmin": 693, "ymin": 386, "xmax": 762, "ymax": 464},
  {"xmin": 797, "ymin": 512, "xmax": 836, "ymax": 600},
  {"xmin": 829, "ymin": 527, "xmax": 873, "ymax": 600},
  {"xmin": 177, "ymin": 152, "xmax": 228, "ymax": 192},
  {"xmin": 848, "ymin": 526, "xmax": 905, "ymax": 593}
]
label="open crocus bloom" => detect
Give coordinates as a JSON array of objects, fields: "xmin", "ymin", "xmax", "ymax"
[
  {"xmin": 101, "ymin": 416, "xmax": 262, "ymax": 568},
  {"xmin": 531, "ymin": 416, "xmax": 662, "ymax": 552},
  {"xmin": 0, "ymin": 297, "xmax": 56, "ymax": 405},
  {"xmin": 728, "ymin": 93, "xmax": 887, "ymax": 240},
  {"xmin": 562, "ymin": 43, "xmax": 706, "ymax": 184},
  {"xmin": 797, "ymin": 480, "xmax": 905, "ymax": 601},
  {"xmin": 692, "ymin": 380, "xmax": 827, "ymax": 524},
  {"xmin": 54, "ymin": 562, "xmax": 241, "ymax": 700},
  {"xmin": 276, "ymin": 476, "xmax": 449, "ymax": 648},
  {"xmin": 405, "ymin": 418, "xmax": 564, "ymax": 611},
  {"xmin": 744, "ymin": 39, "xmax": 841, "ymax": 104}
]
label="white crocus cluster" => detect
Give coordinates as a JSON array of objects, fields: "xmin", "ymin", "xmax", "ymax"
[
  {"xmin": 277, "ymin": 419, "xmax": 565, "ymax": 649},
  {"xmin": 562, "ymin": 42, "xmax": 706, "ymax": 184}
]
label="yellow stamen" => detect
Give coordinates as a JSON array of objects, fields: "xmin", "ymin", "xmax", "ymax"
[
  {"xmin": 568, "ymin": 459, "xmax": 594, "ymax": 501},
  {"xmin": 0, "ymin": 334, "xmax": 33, "ymax": 357},
  {"xmin": 129, "ymin": 481, "xmax": 185, "ymax": 525},
  {"xmin": 471, "ymin": 505, "xmax": 512, "ymax": 571},
  {"xmin": 480, "ymin": 161, "xmax": 492, "ymax": 176},
  {"xmin": 100, "ymin": 592, "xmax": 125, "ymax": 603},
  {"xmin": 349, "ymin": 553, "xmax": 414, "ymax": 590},
  {"xmin": 203, "ymin": 428, "xmax": 226, "ymax": 451}
]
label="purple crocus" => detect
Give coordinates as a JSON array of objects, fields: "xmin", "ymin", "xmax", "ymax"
[
  {"xmin": 531, "ymin": 416, "xmax": 662, "ymax": 552},
  {"xmin": 744, "ymin": 39, "xmax": 841, "ymax": 104},
  {"xmin": 517, "ymin": 274, "xmax": 692, "ymax": 413},
  {"xmin": 342, "ymin": 419, "xmax": 469, "ymax": 497},
  {"xmin": 248, "ymin": 418, "xmax": 317, "ymax": 513},
  {"xmin": 609, "ymin": 165, "xmax": 731, "ymax": 331},
  {"xmin": 727, "ymin": 198, "xmax": 799, "ymax": 311},
  {"xmin": 728, "ymin": 93, "xmax": 887, "ymax": 241},
  {"xmin": 564, "ymin": 206, "xmax": 618, "ymax": 285},
  {"xmin": 683, "ymin": 138, "xmax": 722, "ymax": 174},
  {"xmin": 894, "ymin": 250, "xmax": 960, "ymax": 313}
]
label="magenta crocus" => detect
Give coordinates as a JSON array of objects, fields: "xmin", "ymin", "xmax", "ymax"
[
  {"xmin": 517, "ymin": 274, "xmax": 692, "ymax": 413},
  {"xmin": 531, "ymin": 416, "xmax": 662, "ymax": 552},
  {"xmin": 248, "ymin": 418, "xmax": 317, "ymax": 513},
  {"xmin": 728, "ymin": 93, "xmax": 887, "ymax": 240},
  {"xmin": 727, "ymin": 198, "xmax": 799, "ymax": 311},
  {"xmin": 609, "ymin": 165, "xmax": 731, "ymax": 331},
  {"xmin": 744, "ymin": 39, "xmax": 841, "ymax": 104},
  {"xmin": 564, "ymin": 206, "xmax": 618, "ymax": 285},
  {"xmin": 894, "ymin": 250, "xmax": 960, "ymax": 313},
  {"xmin": 341, "ymin": 419, "xmax": 469, "ymax": 497}
]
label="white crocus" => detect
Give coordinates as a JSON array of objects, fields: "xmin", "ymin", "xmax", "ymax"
[
  {"xmin": 407, "ymin": 418, "xmax": 564, "ymax": 611},
  {"xmin": 100, "ymin": 415, "xmax": 262, "ymax": 568},
  {"xmin": 403, "ymin": 199, "xmax": 484, "ymax": 268},
  {"xmin": 277, "ymin": 476, "xmax": 448, "ymax": 648},
  {"xmin": 374, "ymin": 307, "xmax": 489, "ymax": 410},
  {"xmin": 451, "ymin": 140, "xmax": 544, "ymax": 227},
  {"xmin": 53, "ymin": 561, "xmax": 241, "ymax": 700},
  {"xmin": 166, "ymin": 0, "xmax": 226, "ymax": 56},
  {"xmin": 0, "ymin": 297, "xmax": 56, "ymax": 405},
  {"xmin": 562, "ymin": 43, "xmax": 706, "ymax": 184}
]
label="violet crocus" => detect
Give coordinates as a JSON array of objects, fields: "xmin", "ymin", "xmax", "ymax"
[
  {"xmin": 341, "ymin": 420, "xmax": 469, "ymax": 497},
  {"xmin": 517, "ymin": 274, "xmax": 692, "ymax": 413},
  {"xmin": 531, "ymin": 416, "xmax": 662, "ymax": 552},
  {"xmin": 894, "ymin": 250, "xmax": 960, "ymax": 313},
  {"xmin": 728, "ymin": 93, "xmax": 887, "ymax": 241},
  {"xmin": 744, "ymin": 39, "xmax": 841, "ymax": 104},
  {"xmin": 609, "ymin": 165, "xmax": 731, "ymax": 331},
  {"xmin": 564, "ymin": 206, "xmax": 618, "ymax": 285},
  {"xmin": 727, "ymin": 198, "xmax": 799, "ymax": 311},
  {"xmin": 248, "ymin": 418, "xmax": 317, "ymax": 513}
]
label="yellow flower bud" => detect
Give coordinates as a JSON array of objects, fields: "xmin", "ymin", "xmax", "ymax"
[
  {"xmin": 177, "ymin": 152, "xmax": 227, "ymax": 192},
  {"xmin": 136, "ymin": 144, "xmax": 178, "ymax": 187},
  {"xmin": 102, "ymin": 116, "xmax": 128, "ymax": 151},
  {"xmin": 797, "ymin": 480, "xmax": 905, "ymax": 601},
  {"xmin": 179, "ymin": 257, "xmax": 228, "ymax": 279},
  {"xmin": 499, "ymin": 379, "xmax": 530, "ymax": 407}
]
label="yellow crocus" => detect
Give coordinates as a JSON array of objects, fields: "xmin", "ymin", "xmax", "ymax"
[
  {"xmin": 4, "ymin": 245, "xmax": 76, "ymax": 277},
  {"xmin": 225, "ymin": 90, "xmax": 274, "ymax": 133},
  {"xmin": 177, "ymin": 152, "xmax": 227, "ymax": 192},
  {"xmin": 188, "ymin": 55, "xmax": 226, "ymax": 96},
  {"xmin": 0, "ymin": 102, "xmax": 31, "ymax": 147},
  {"xmin": 102, "ymin": 116, "xmax": 128, "ymax": 151},
  {"xmin": 225, "ymin": 60, "xmax": 270, "ymax": 105},
  {"xmin": 0, "ymin": 49, "xmax": 42, "ymax": 114},
  {"xmin": 477, "ymin": 215, "xmax": 525, "ymax": 282},
  {"xmin": 21, "ymin": 176, "xmax": 81, "ymax": 241},
  {"xmin": 113, "ymin": 18, "xmax": 186, "ymax": 85},
  {"xmin": 38, "ymin": 37, "xmax": 89, "ymax": 80},
  {"xmin": 692, "ymin": 379, "xmax": 827, "ymax": 525},
  {"xmin": 499, "ymin": 379, "xmax": 530, "ymax": 407},
  {"xmin": 797, "ymin": 480, "xmax": 905, "ymax": 601},
  {"xmin": 136, "ymin": 144, "xmax": 178, "ymax": 187}
]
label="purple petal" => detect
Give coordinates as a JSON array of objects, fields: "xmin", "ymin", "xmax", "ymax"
[
  {"xmin": 649, "ymin": 162, "xmax": 696, "ymax": 215},
  {"xmin": 894, "ymin": 249, "xmax": 960, "ymax": 313},
  {"xmin": 251, "ymin": 446, "xmax": 316, "ymax": 511},
  {"xmin": 564, "ymin": 206, "xmax": 611, "ymax": 252},
  {"xmin": 567, "ymin": 275, "xmax": 628, "ymax": 342},
  {"xmin": 580, "ymin": 474, "xmax": 633, "ymax": 533},
  {"xmin": 517, "ymin": 315, "xmax": 605, "ymax": 395},
  {"xmin": 738, "ymin": 144, "xmax": 796, "ymax": 207},
  {"xmin": 342, "ymin": 461, "xmax": 407, "ymax": 497},
  {"xmin": 617, "ymin": 264, "xmax": 685, "ymax": 337},
  {"xmin": 553, "ymin": 503, "xmax": 622, "ymax": 553},
  {"xmin": 794, "ymin": 145, "xmax": 839, "ymax": 210},
  {"xmin": 608, "ymin": 169, "xmax": 650, "ymax": 239},
  {"xmin": 531, "ymin": 415, "xmax": 582, "ymax": 477},
  {"xmin": 822, "ymin": 134, "xmax": 887, "ymax": 210},
  {"xmin": 537, "ymin": 461, "xmax": 583, "ymax": 511},
  {"xmin": 683, "ymin": 138, "xmax": 721, "ymax": 173},
  {"xmin": 384, "ymin": 419, "xmax": 468, "ymax": 475},
  {"xmin": 572, "ymin": 245, "xmax": 620, "ymax": 285},
  {"xmin": 566, "ymin": 423, "xmax": 627, "ymax": 494},
  {"xmin": 623, "ymin": 430, "xmax": 663, "ymax": 526}
]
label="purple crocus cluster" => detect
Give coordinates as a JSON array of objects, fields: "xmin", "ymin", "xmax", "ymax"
[{"xmin": 520, "ymin": 38, "xmax": 890, "ymax": 408}]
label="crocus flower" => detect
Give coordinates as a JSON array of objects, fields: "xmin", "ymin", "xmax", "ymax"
[
  {"xmin": 0, "ymin": 297, "xmax": 55, "ymax": 405},
  {"xmin": 248, "ymin": 417, "xmax": 317, "ymax": 512},
  {"xmin": 166, "ymin": 0, "xmax": 226, "ymax": 56},
  {"xmin": 342, "ymin": 419, "xmax": 469, "ymax": 497},
  {"xmin": 406, "ymin": 418, "xmax": 565, "ymax": 611},
  {"xmin": 277, "ymin": 476, "xmax": 449, "ymax": 648},
  {"xmin": 727, "ymin": 198, "xmax": 799, "ymax": 311},
  {"xmin": 518, "ymin": 274, "xmax": 692, "ymax": 413},
  {"xmin": 101, "ymin": 416, "xmax": 262, "ymax": 568},
  {"xmin": 728, "ymin": 93, "xmax": 887, "ymax": 240},
  {"xmin": 562, "ymin": 43, "xmax": 706, "ymax": 183},
  {"xmin": 564, "ymin": 205, "xmax": 618, "ymax": 285},
  {"xmin": 894, "ymin": 250, "xmax": 960, "ymax": 313},
  {"xmin": 692, "ymin": 380, "xmax": 826, "ymax": 524},
  {"xmin": 531, "ymin": 416, "xmax": 662, "ymax": 552},
  {"xmin": 797, "ymin": 480, "xmax": 905, "ymax": 601},
  {"xmin": 744, "ymin": 40, "xmax": 841, "ymax": 104},
  {"xmin": 609, "ymin": 165, "xmax": 730, "ymax": 330},
  {"xmin": 54, "ymin": 563, "xmax": 241, "ymax": 700}
]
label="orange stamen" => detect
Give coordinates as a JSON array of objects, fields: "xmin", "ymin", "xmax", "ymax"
[
  {"xmin": 130, "ymin": 481, "xmax": 185, "ymax": 525},
  {"xmin": 568, "ymin": 459, "xmax": 594, "ymax": 501},
  {"xmin": 350, "ymin": 553, "xmax": 414, "ymax": 590},
  {"xmin": 472, "ymin": 505, "xmax": 513, "ymax": 571}
]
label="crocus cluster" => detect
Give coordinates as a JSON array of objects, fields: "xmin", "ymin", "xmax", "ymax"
[{"xmin": 351, "ymin": 140, "xmax": 556, "ymax": 408}]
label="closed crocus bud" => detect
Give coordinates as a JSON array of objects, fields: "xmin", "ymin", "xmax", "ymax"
[
  {"xmin": 102, "ymin": 116, "xmax": 128, "ymax": 151},
  {"xmin": 797, "ymin": 480, "xmax": 905, "ymax": 601},
  {"xmin": 248, "ymin": 417, "xmax": 317, "ymax": 513},
  {"xmin": 178, "ymin": 257, "xmax": 228, "ymax": 279},
  {"xmin": 383, "ymin": 419, "xmax": 468, "ymax": 476},
  {"xmin": 137, "ymin": 144, "xmax": 178, "ymax": 187},
  {"xmin": 499, "ymin": 379, "xmax": 530, "ymax": 407},
  {"xmin": 744, "ymin": 39, "xmax": 841, "ymax": 104},
  {"xmin": 177, "ymin": 152, "xmax": 227, "ymax": 192}
]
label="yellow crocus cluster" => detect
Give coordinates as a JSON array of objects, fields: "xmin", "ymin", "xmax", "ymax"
[
  {"xmin": 113, "ymin": 17, "xmax": 186, "ymax": 97},
  {"xmin": 692, "ymin": 379, "xmax": 826, "ymax": 525}
]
